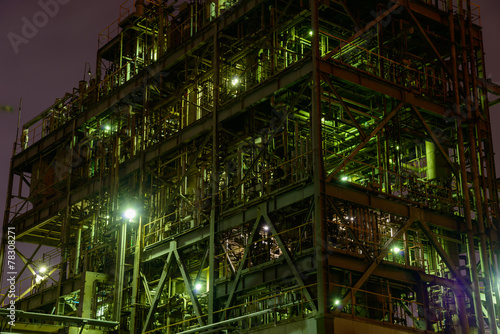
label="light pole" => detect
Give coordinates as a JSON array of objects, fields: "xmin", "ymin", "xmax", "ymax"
[
  {"xmin": 83, "ymin": 62, "xmax": 92, "ymax": 81},
  {"xmin": 113, "ymin": 208, "xmax": 137, "ymax": 323}
]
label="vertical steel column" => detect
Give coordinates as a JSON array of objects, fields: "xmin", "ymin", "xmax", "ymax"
[
  {"xmin": 208, "ymin": 21, "xmax": 220, "ymax": 325},
  {"xmin": 56, "ymin": 119, "xmax": 77, "ymax": 316},
  {"xmin": 113, "ymin": 214, "xmax": 127, "ymax": 323},
  {"xmin": 459, "ymin": 4, "xmax": 497, "ymax": 331},
  {"xmin": 130, "ymin": 104, "xmax": 147, "ymax": 333},
  {"xmin": 311, "ymin": 0, "xmax": 327, "ymax": 330},
  {"xmin": 448, "ymin": 2, "xmax": 485, "ymax": 331},
  {"xmin": 112, "ymin": 128, "xmax": 125, "ymax": 323},
  {"xmin": 479, "ymin": 40, "xmax": 500, "ymax": 323}
]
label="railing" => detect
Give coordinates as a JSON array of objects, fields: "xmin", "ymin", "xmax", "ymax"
[
  {"xmin": 215, "ymin": 221, "xmax": 314, "ymax": 278},
  {"xmin": 419, "ymin": 0, "xmax": 481, "ymax": 25},
  {"xmin": 144, "ymin": 284, "xmax": 316, "ymax": 334},
  {"xmin": 98, "ymin": 0, "xmax": 134, "ymax": 48},
  {"xmin": 143, "ymin": 152, "xmax": 312, "ymax": 247},
  {"xmin": 323, "ymin": 149, "xmax": 459, "ymax": 213},
  {"xmin": 331, "ymin": 282, "xmax": 462, "ymax": 332},
  {"xmin": 0, "ymin": 271, "xmax": 58, "ymax": 307},
  {"xmin": 327, "ymin": 217, "xmax": 427, "ymax": 270},
  {"xmin": 320, "ymin": 30, "xmax": 448, "ymax": 102}
]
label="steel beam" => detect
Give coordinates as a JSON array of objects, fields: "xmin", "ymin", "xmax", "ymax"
[
  {"xmin": 410, "ymin": 106, "xmax": 459, "ymax": 178},
  {"xmin": 334, "ymin": 218, "xmax": 415, "ymax": 313},
  {"xmin": 319, "ymin": 61, "xmax": 447, "ymax": 116},
  {"xmin": 403, "ymin": 4, "xmax": 452, "ymax": 78},
  {"xmin": 326, "ymin": 101, "xmax": 404, "ymax": 182},
  {"xmin": 321, "ymin": 2, "xmax": 401, "ymax": 62},
  {"xmin": 142, "ymin": 251, "xmax": 173, "ymax": 333},
  {"xmin": 220, "ymin": 212, "xmax": 262, "ymax": 321},
  {"xmin": 174, "ymin": 249, "xmax": 205, "ymax": 326},
  {"xmin": 140, "ymin": 271, "xmax": 153, "ymax": 307},
  {"xmin": 0, "ymin": 222, "xmax": 57, "ymax": 306},
  {"xmin": 327, "ymin": 198, "xmax": 373, "ymax": 262},
  {"xmin": 322, "ymin": 74, "xmax": 367, "ymax": 141},
  {"xmin": 417, "ymin": 220, "xmax": 498, "ymax": 331},
  {"xmin": 263, "ymin": 212, "xmax": 317, "ymax": 312}
]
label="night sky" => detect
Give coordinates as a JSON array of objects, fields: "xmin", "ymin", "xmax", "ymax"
[{"xmin": 0, "ymin": 0, "xmax": 499, "ymax": 222}]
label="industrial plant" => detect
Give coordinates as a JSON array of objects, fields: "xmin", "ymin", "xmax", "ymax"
[{"xmin": 2, "ymin": 0, "xmax": 500, "ymax": 333}]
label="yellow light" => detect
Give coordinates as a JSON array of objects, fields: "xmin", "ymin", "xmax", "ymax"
[
  {"xmin": 231, "ymin": 76, "xmax": 239, "ymax": 86},
  {"xmin": 341, "ymin": 176, "xmax": 348, "ymax": 181},
  {"xmin": 393, "ymin": 247, "xmax": 400, "ymax": 253},
  {"xmin": 195, "ymin": 283, "xmax": 202, "ymax": 291},
  {"xmin": 334, "ymin": 299, "xmax": 340, "ymax": 305},
  {"xmin": 39, "ymin": 266, "xmax": 47, "ymax": 274}
]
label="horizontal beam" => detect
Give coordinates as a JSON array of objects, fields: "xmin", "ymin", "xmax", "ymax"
[
  {"xmin": 324, "ymin": 183, "xmax": 460, "ymax": 231},
  {"xmin": 319, "ymin": 60, "xmax": 448, "ymax": 116},
  {"xmin": 327, "ymin": 250, "xmax": 458, "ymax": 289},
  {"xmin": 142, "ymin": 183, "xmax": 314, "ymax": 262}
]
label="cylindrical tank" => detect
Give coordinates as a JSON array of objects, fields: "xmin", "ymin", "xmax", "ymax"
[{"xmin": 425, "ymin": 141, "xmax": 449, "ymax": 182}]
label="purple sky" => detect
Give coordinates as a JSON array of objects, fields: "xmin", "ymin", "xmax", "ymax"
[{"xmin": 0, "ymin": 0, "xmax": 499, "ymax": 222}]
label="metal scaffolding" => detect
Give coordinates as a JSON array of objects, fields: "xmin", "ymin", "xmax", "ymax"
[{"xmin": 2, "ymin": 0, "xmax": 500, "ymax": 333}]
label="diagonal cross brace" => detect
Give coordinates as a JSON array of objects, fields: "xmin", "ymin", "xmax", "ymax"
[
  {"xmin": 142, "ymin": 251, "xmax": 173, "ymax": 333},
  {"xmin": 410, "ymin": 106, "xmax": 460, "ymax": 179},
  {"xmin": 321, "ymin": 2, "xmax": 401, "ymax": 61},
  {"xmin": 328, "ymin": 198, "xmax": 374, "ymax": 262},
  {"xmin": 417, "ymin": 220, "xmax": 498, "ymax": 331},
  {"xmin": 263, "ymin": 213, "xmax": 318, "ymax": 312},
  {"xmin": 217, "ymin": 235, "xmax": 236, "ymax": 276},
  {"xmin": 322, "ymin": 74, "xmax": 367, "ymax": 141},
  {"xmin": 402, "ymin": 2, "xmax": 452, "ymax": 78},
  {"xmin": 140, "ymin": 271, "xmax": 153, "ymax": 307},
  {"xmin": 416, "ymin": 220, "xmax": 472, "ymax": 298},
  {"xmin": 0, "ymin": 221, "xmax": 58, "ymax": 305},
  {"xmin": 220, "ymin": 213, "xmax": 262, "ymax": 321},
  {"xmin": 195, "ymin": 248, "xmax": 209, "ymax": 284},
  {"xmin": 174, "ymin": 249, "xmax": 205, "ymax": 327},
  {"xmin": 334, "ymin": 218, "xmax": 415, "ymax": 313},
  {"xmin": 326, "ymin": 101, "xmax": 404, "ymax": 182}
]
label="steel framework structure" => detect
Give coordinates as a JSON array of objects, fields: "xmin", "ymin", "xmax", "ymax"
[{"xmin": 1, "ymin": 0, "xmax": 500, "ymax": 333}]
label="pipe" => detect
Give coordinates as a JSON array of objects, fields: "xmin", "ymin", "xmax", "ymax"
[
  {"xmin": 176, "ymin": 309, "xmax": 273, "ymax": 334},
  {"xmin": 0, "ymin": 309, "xmax": 118, "ymax": 328}
]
